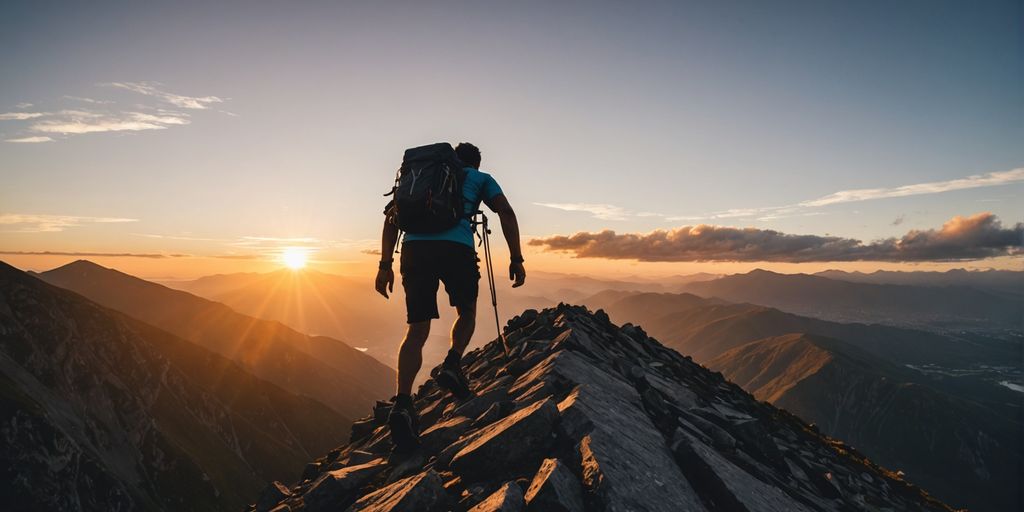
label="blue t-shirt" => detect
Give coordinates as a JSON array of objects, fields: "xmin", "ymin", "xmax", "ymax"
[{"xmin": 403, "ymin": 167, "xmax": 503, "ymax": 248}]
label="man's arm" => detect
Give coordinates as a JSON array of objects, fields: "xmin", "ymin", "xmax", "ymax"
[
  {"xmin": 485, "ymin": 193, "xmax": 526, "ymax": 288},
  {"xmin": 375, "ymin": 219, "xmax": 399, "ymax": 298}
]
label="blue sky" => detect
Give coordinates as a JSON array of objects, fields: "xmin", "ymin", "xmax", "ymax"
[{"xmin": 1, "ymin": 0, "xmax": 1021, "ymax": 277}]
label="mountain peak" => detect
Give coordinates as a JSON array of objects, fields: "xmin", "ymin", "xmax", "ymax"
[{"xmin": 255, "ymin": 304, "xmax": 952, "ymax": 512}]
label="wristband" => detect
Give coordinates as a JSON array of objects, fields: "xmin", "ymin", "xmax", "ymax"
[
  {"xmin": 379, "ymin": 260, "xmax": 393, "ymax": 270},
  {"xmin": 510, "ymin": 256, "xmax": 525, "ymax": 264}
]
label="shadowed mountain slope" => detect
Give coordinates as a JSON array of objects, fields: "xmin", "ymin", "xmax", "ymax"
[
  {"xmin": 591, "ymin": 292, "xmax": 1022, "ymax": 512},
  {"xmin": 0, "ymin": 261, "xmax": 346, "ymax": 511},
  {"xmin": 252, "ymin": 305, "xmax": 952, "ymax": 512},
  {"xmin": 681, "ymin": 269, "xmax": 1022, "ymax": 330},
  {"xmin": 37, "ymin": 260, "xmax": 395, "ymax": 421},
  {"xmin": 587, "ymin": 290, "xmax": 1016, "ymax": 368}
]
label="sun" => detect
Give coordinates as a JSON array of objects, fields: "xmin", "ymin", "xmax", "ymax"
[{"xmin": 281, "ymin": 247, "xmax": 308, "ymax": 270}]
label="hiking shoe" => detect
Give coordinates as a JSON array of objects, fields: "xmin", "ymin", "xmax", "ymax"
[
  {"xmin": 387, "ymin": 395, "xmax": 420, "ymax": 453},
  {"xmin": 435, "ymin": 363, "xmax": 473, "ymax": 401}
]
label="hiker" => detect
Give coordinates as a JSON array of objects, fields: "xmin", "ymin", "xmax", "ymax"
[{"xmin": 375, "ymin": 142, "xmax": 526, "ymax": 450}]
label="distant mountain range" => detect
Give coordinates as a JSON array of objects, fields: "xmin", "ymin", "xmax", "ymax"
[
  {"xmin": 158, "ymin": 268, "xmax": 694, "ymax": 369},
  {"xmin": 36, "ymin": 260, "xmax": 395, "ymax": 422},
  {"xmin": 0, "ymin": 261, "xmax": 347, "ymax": 510},
  {"xmin": 681, "ymin": 269, "xmax": 1023, "ymax": 331},
  {"xmin": 815, "ymin": 268, "xmax": 1024, "ymax": 295},
  {"xmin": 589, "ymin": 290, "xmax": 1022, "ymax": 512}
]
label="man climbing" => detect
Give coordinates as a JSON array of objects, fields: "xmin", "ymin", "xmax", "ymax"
[{"xmin": 375, "ymin": 142, "xmax": 526, "ymax": 451}]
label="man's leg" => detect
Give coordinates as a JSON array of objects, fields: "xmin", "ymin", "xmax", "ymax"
[
  {"xmin": 450, "ymin": 303, "xmax": 477, "ymax": 358},
  {"xmin": 397, "ymin": 320, "xmax": 431, "ymax": 397}
]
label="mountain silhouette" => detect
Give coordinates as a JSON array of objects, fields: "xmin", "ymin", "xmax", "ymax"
[
  {"xmin": 37, "ymin": 260, "xmax": 395, "ymax": 422},
  {"xmin": 0, "ymin": 261, "xmax": 346, "ymax": 510},
  {"xmin": 681, "ymin": 269, "xmax": 1022, "ymax": 331},
  {"xmin": 253, "ymin": 305, "xmax": 953, "ymax": 512}
]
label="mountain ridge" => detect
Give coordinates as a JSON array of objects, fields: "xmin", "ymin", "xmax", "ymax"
[
  {"xmin": 251, "ymin": 304, "xmax": 953, "ymax": 512},
  {"xmin": 0, "ymin": 260, "xmax": 347, "ymax": 510},
  {"xmin": 37, "ymin": 259, "xmax": 395, "ymax": 421}
]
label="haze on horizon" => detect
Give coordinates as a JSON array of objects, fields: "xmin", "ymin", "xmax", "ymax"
[{"xmin": 1, "ymin": 0, "xmax": 1021, "ymax": 280}]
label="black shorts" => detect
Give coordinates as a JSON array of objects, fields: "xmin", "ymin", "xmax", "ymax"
[{"xmin": 400, "ymin": 240, "xmax": 480, "ymax": 323}]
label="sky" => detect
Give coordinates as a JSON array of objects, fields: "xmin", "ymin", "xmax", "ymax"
[{"xmin": 1, "ymin": 0, "xmax": 1021, "ymax": 280}]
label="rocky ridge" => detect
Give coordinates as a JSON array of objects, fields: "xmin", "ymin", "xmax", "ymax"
[{"xmin": 254, "ymin": 304, "xmax": 953, "ymax": 512}]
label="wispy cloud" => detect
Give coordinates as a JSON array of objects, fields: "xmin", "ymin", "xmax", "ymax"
[
  {"xmin": 0, "ymin": 250, "xmax": 185, "ymax": 259},
  {"xmin": 668, "ymin": 168, "xmax": 1024, "ymax": 222},
  {"xmin": 15, "ymin": 102, "xmax": 33, "ymax": 108},
  {"xmin": 538, "ymin": 168, "xmax": 1024, "ymax": 225},
  {"xmin": 0, "ymin": 214, "xmax": 138, "ymax": 233},
  {"xmin": 105, "ymin": 81, "xmax": 224, "ymax": 109},
  {"xmin": 530, "ymin": 212, "xmax": 1023, "ymax": 263},
  {"xmin": 62, "ymin": 95, "xmax": 114, "ymax": 105},
  {"xmin": 5, "ymin": 136, "xmax": 53, "ymax": 143},
  {"xmin": 534, "ymin": 203, "xmax": 631, "ymax": 221},
  {"xmin": 0, "ymin": 112, "xmax": 47, "ymax": 120},
  {"xmin": 132, "ymin": 233, "xmax": 230, "ymax": 242},
  {"xmin": 28, "ymin": 110, "xmax": 190, "ymax": 134},
  {"xmin": 800, "ymin": 168, "xmax": 1024, "ymax": 207},
  {"xmin": 2, "ymin": 83, "xmax": 227, "ymax": 142}
]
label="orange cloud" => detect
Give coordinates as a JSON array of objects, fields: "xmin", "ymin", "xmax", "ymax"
[{"xmin": 529, "ymin": 212, "xmax": 1022, "ymax": 263}]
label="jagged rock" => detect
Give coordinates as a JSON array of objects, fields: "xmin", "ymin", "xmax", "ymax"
[
  {"xmin": 347, "ymin": 469, "xmax": 447, "ymax": 512},
  {"xmin": 468, "ymin": 481, "xmax": 526, "ymax": 512},
  {"xmin": 350, "ymin": 418, "xmax": 377, "ymax": 442},
  {"xmin": 455, "ymin": 385, "xmax": 511, "ymax": 419},
  {"xmin": 256, "ymin": 481, "xmax": 292, "ymax": 512},
  {"xmin": 419, "ymin": 416, "xmax": 473, "ymax": 454},
  {"xmin": 523, "ymin": 458, "xmax": 584, "ymax": 512},
  {"xmin": 304, "ymin": 459, "xmax": 387, "ymax": 512},
  {"xmin": 472, "ymin": 400, "xmax": 516, "ymax": 428},
  {"xmin": 301, "ymin": 462, "xmax": 323, "ymax": 482},
  {"xmin": 348, "ymin": 450, "xmax": 379, "ymax": 466},
  {"xmin": 450, "ymin": 398, "xmax": 559, "ymax": 482},
  {"xmin": 671, "ymin": 429, "xmax": 813, "ymax": 511}
]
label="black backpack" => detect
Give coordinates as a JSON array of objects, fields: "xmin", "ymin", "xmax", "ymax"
[{"xmin": 385, "ymin": 142, "xmax": 468, "ymax": 234}]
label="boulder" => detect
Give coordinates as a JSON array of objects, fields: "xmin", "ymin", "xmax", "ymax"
[
  {"xmin": 347, "ymin": 469, "xmax": 447, "ymax": 512},
  {"xmin": 469, "ymin": 481, "xmax": 526, "ymax": 512},
  {"xmin": 419, "ymin": 416, "xmax": 473, "ymax": 454},
  {"xmin": 523, "ymin": 458, "xmax": 584, "ymax": 512},
  {"xmin": 455, "ymin": 385, "xmax": 511, "ymax": 419},
  {"xmin": 450, "ymin": 398, "xmax": 559, "ymax": 482},
  {"xmin": 256, "ymin": 481, "xmax": 291, "ymax": 512},
  {"xmin": 670, "ymin": 429, "xmax": 812, "ymax": 512},
  {"xmin": 303, "ymin": 459, "xmax": 387, "ymax": 512},
  {"xmin": 472, "ymin": 400, "xmax": 516, "ymax": 428}
]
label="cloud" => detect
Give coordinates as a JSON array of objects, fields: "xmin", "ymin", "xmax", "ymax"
[
  {"xmin": 62, "ymin": 95, "xmax": 114, "ymax": 105},
  {"xmin": 534, "ymin": 203, "xmax": 631, "ymax": 221},
  {"xmin": 15, "ymin": 102, "xmax": 33, "ymax": 108},
  {"xmin": 361, "ymin": 248, "xmax": 383, "ymax": 256},
  {"xmin": 0, "ymin": 251, "xmax": 185, "ymax": 259},
  {"xmin": 28, "ymin": 110, "xmax": 190, "ymax": 134},
  {"xmin": 529, "ymin": 212, "xmax": 1023, "ymax": 263},
  {"xmin": 105, "ymin": 81, "xmax": 223, "ymax": 109},
  {"xmin": 0, "ymin": 112, "xmax": 46, "ymax": 120},
  {"xmin": 0, "ymin": 214, "xmax": 138, "ymax": 233},
  {"xmin": 800, "ymin": 168, "xmax": 1024, "ymax": 207},
  {"xmin": 891, "ymin": 214, "xmax": 906, "ymax": 226},
  {"xmin": 5, "ymin": 136, "xmax": 53, "ymax": 143},
  {"xmin": 668, "ymin": 168, "xmax": 1024, "ymax": 222}
]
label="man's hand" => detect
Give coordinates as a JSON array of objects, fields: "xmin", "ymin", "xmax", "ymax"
[
  {"xmin": 509, "ymin": 261, "xmax": 526, "ymax": 288},
  {"xmin": 375, "ymin": 267, "xmax": 395, "ymax": 298}
]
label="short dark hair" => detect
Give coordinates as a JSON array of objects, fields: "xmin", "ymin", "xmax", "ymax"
[{"xmin": 455, "ymin": 142, "xmax": 481, "ymax": 168}]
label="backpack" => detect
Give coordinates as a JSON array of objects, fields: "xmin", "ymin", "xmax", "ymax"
[{"xmin": 385, "ymin": 142, "xmax": 468, "ymax": 234}]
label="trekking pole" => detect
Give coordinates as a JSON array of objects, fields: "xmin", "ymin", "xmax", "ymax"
[{"xmin": 478, "ymin": 212, "xmax": 508, "ymax": 358}]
